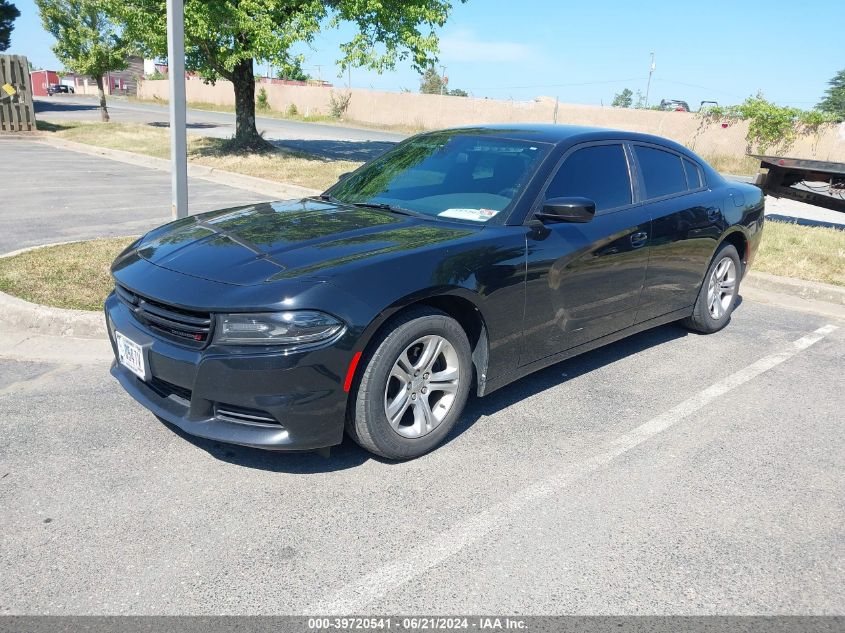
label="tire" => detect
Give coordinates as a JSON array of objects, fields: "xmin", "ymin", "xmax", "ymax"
[
  {"xmin": 347, "ymin": 307, "xmax": 473, "ymax": 460},
  {"xmin": 683, "ymin": 242, "xmax": 741, "ymax": 334}
]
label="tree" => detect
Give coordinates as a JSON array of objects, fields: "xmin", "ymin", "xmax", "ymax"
[
  {"xmin": 0, "ymin": 0, "xmax": 20, "ymax": 51},
  {"xmin": 276, "ymin": 58, "xmax": 309, "ymax": 82},
  {"xmin": 36, "ymin": 0, "xmax": 131, "ymax": 121},
  {"xmin": 612, "ymin": 88, "xmax": 633, "ymax": 108},
  {"xmin": 449, "ymin": 88, "xmax": 468, "ymax": 97},
  {"xmin": 110, "ymin": 1, "xmax": 462, "ymax": 152},
  {"xmin": 817, "ymin": 68, "xmax": 845, "ymax": 121},
  {"xmin": 420, "ymin": 66, "xmax": 445, "ymax": 94}
]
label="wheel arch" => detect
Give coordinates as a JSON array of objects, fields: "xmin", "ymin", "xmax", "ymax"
[
  {"xmin": 717, "ymin": 228, "xmax": 749, "ymax": 272},
  {"xmin": 352, "ymin": 289, "xmax": 491, "ymax": 399}
]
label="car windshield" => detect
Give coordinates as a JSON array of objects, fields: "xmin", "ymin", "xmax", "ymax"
[{"xmin": 327, "ymin": 132, "xmax": 549, "ymax": 223}]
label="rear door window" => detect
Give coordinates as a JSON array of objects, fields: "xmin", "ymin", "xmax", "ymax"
[
  {"xmin": 545, "ymin": 144, "xmax": 632, "ymax": 212},
  {"xmin": 634, "ymin": 145, "xmax": 688, "ymax": 199}
]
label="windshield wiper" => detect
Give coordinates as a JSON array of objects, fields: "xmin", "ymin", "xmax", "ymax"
[{"xmin": 350, "ymin": 202, "xmax": 425, "ymax": 218}]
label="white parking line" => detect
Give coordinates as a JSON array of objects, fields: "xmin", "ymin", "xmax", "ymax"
[{"xmin": 310, "ymin": 324, "xmax": 839, "ymax": 614}]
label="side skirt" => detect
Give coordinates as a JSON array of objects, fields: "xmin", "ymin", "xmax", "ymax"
[{"xmin": 480, "ymin": 306, "xmax": 693, "ymax": 396}]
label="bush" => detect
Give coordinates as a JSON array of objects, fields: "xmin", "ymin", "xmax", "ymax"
[
  {"xmin": 697, "ymin": 92, "xmax": 837, "ymax": 153},
  {"xmin": 256, "ymin": 87, "xmax": 270, "ymax": 111},
  {"xmin": 285, "ymin": 103, "xmax": 299, "ymax": 117},
  {"xmin": 329, "ymin": 91, "xmax": 351, "ymax": 118}
]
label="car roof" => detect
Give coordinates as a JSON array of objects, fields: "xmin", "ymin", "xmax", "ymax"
[{"xmin": 430, "ymin": 124, "xmax": 694, "ymax": 153}]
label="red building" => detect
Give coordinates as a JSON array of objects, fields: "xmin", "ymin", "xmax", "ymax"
[{"xmin": 30, "ymin": 70, "xmax": 60, "ymax": 96}]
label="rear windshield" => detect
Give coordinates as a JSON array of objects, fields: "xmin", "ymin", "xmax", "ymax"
[{"xmin": 327, "ymin": 132, "xmax": 550, "ymax": 223}]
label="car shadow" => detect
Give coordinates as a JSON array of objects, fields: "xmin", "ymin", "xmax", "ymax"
[
  {"xmin": 766, "ymin": 213, "xmax": 844, "ymax": 230},
  {"xmin": 270, "ymin": 139, "xmax": 397, "ymax": 162},
  {"xmin": 440, "ymin": 321, "xmax": 692, "ymax": 450},
  {"xmin": 167, "ymin": 320, "xmax": 694, "ymax": 474}
]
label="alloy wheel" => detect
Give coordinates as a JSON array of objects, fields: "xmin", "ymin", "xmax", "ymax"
[
  {"xmin": 707, "ymin": 257, "xmax": 737, "ymax": 319},
  {"xmin": 383, "ymin": 335, "xmax": 460, "ymax": 438}
]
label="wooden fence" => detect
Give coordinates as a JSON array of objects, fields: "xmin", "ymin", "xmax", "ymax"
[{"xmin": 0, "ymin": 55, "xmax": 36, "ymax": 132}]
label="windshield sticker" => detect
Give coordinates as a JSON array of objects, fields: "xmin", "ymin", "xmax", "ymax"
[{"xmin": 438, "ymin": 208, "xmax": 500, "ymax": 222}]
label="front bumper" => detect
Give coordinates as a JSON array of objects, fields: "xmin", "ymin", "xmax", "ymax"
[{"xmin": 105, "ymin": 293, "xmax": 350, "ymax": 451}]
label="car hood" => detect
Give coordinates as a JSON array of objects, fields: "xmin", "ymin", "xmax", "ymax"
[{"xmin": 125, "ymin": 199, "xmax": 477, "ymax": 286}]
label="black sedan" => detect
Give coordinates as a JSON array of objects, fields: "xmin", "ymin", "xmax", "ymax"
[{"xmin": 106, "ymin": 125, "xmax": 764, "ymax": 459}]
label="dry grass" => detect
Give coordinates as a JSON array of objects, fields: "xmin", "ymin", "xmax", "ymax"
[
  {"xmin": 701, "ymin": 153, "xmax": 760, "ymax": 176},
  {"xmin": 0, "ymin": 238, "xmax": 136, "ymax": 311},
  {"xmin": 37, "ymin": 121, "xmax": 362, "ymax": 190},
  {"xmin": 754, "ymin": 220, "xmax": 845, "ymax": 286}
]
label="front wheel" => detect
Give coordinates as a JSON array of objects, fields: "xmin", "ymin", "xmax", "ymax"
[
  {"xmin": 683, "ymin": 242, "xmax": 741, "ymax": 334},
  {"xmin": 347, "ymin": 307, "xmax": 472, "ymax": 460}
]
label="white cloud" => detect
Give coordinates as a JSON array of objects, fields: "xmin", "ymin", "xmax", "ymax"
[{"xmin": 439, "ymin": 29, "xmax": 538, "ymax": 64}]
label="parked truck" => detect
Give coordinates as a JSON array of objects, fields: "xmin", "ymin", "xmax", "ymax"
[{"xmin": 752, "ymin": 154, "xmax": 845, "ymax": 213}]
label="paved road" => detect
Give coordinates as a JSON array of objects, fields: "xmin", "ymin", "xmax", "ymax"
[
  {"xmin": 0, "ymin": 138, "xmax": 271, "ymax": 253},
  {"xmin": 35, "ymin": 95, "xmax": 401, "ymax": 161},
  {"xmin": 0, "ymin": 301, "xmax": 842, "ymax": 614}
]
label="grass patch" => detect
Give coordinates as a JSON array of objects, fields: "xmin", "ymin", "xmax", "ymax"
[
  {"xmin": 1, "ymin": 221, "xmax": 842, "ymax": 313},
  {"xmin": 40, "ymin": 121, "xmax": 362, "ymax": 190},
  {"xmin": 754, "ymin": 220, "xmax": 845, "ymax": 286},
  {"xmin": 0, "ymin": 238, "xmax": 136, "ymax": 311},
  {"xmin": 701, "ymin": 153, "xmax": 760, "ymax": 176}
]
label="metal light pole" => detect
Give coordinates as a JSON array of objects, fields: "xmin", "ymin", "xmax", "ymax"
[
  {"xmin": 439, "ymin": 65, "xmax": 447, "ymax": 96},
  {"xmin": 166, "ymin": 0, "xmax": 188, "ymax": 219},
  {"xmin": 644, "ymin": 52, "xmax": 655, "ymax": 108}
]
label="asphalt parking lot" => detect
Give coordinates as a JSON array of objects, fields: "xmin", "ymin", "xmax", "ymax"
[
  {"xmin": 0, "ymin": 300, "xmax": 842, "ymax": 614},
  {"xmin": 0, "ymin": 138, "xmax": 271, "ymax": 253}
]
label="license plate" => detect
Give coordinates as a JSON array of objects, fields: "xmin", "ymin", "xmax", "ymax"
[{"xmin": 116, "ymin": 331, "xmax": 146, "ymax": 381}]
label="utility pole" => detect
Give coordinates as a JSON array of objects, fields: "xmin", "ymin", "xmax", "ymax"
[
  {"xmin": 315, "ymin": 64, "xmax": 323, "ymax": 83},
  {"xmin": 166, "ymin": 0, "xmax": 188, "ymax": 219},
  {"xmin": 440, "ymin": 65, "xmax": 447, "ymax": 96},
  {"xmin": 644, "ymin": 52, "xmax": 655, "ymax": 108}
]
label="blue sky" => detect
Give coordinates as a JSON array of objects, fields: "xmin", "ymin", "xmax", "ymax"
[{"xmin": 9, "ymin": 0, "xmax": 841, "ymax": 109}]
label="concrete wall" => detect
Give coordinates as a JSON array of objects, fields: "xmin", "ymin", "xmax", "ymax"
[{"xmin": 138, "ymin": 79, "xmax": 845, "ymax": 162}]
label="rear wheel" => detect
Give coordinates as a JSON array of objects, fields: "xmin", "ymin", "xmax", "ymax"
[
  {"xmin": 683, "ymin": 243, "xmax": 741, "ymax": 334},
  {"xmin": 347, "ymin": 307, "xmax": 472, "ymax": 460}
]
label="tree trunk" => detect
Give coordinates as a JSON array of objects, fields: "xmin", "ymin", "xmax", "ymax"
[
  {"xmin": 95, "ymin": 75, "xmax": 109, "ymax": 122},
  {"xmin": 231, "ymin": 58, "xmax": 267, "ymax": 150}
]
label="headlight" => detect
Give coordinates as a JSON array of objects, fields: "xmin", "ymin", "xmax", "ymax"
[{"xmin": 214, "ymin": 311, "xmax": 344, "ymax": 346}]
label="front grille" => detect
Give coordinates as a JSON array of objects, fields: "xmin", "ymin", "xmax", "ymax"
[
  {"xmin": 215, "ymin": 403, "xmax": 280, "ymax": 427},
  {"xmin": 116, "ymin": 284, "xmax": 212, "ymax": 346}
]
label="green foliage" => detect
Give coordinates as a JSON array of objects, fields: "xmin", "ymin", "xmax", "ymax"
[
  {"xmin": 276, "ymin": 58, "xmax": 309, "ymax": 82},
  {"xmin": 285, "ymin": 103, "xmax": 299, "ymax": 117},
  {"xmin": 420, "ymin": 66, "xmax": 444, "ymax": 94},
  {"xmin": 420, "ymin": 66, "xmax": 466, "ymax": 96},
  {"xmin": 146, "ymin": 68, "xmax": 166, "ymax": 80},
  {"xmin": 108, "ymin": 0, "xmax": 461, "ymax": 143},
  {"xmin": 817, "ymin": 68, "xmax": 845, "ymax": 121},
  {"xmin": 697, "ymin": 92, "xmax": 836, "ymax": 153},
  {"xmin": 329, "ymin": 90, "xmax": 351, "ymax": 118},
  {"xmin": 0, "ymin": 0, "xmax": 20, "ymax": 51},
  {"xmin": 256, "ymin": 86, "xmax": 270, "ymax": 111},
  {"xmin": 612, "ymin": 88, "xmax": 633, "ymax": 108}
]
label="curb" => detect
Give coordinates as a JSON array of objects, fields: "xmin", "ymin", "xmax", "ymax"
[
  {"xmin": 0, "ymin": 289, "xmax": 106, "ymax": 338},
  {"xmin": 39, "ymin": 136, "xmax": 320, "ymax": 200},
  {"xmin": 743, "ymin": 271, "xmax": 845, "ymax": 306}
]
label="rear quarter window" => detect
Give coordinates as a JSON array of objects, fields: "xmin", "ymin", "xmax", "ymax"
[{"xmin": 683, "ymin": 157, "xmax": 704, "ymax": 190}]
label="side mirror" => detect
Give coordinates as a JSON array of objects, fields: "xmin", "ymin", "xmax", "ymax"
[{"xmin": 535, "ymin": 197, "xmax": 596, "ymax": 224}]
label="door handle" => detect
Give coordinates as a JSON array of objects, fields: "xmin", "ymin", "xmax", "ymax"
[
  {"xmin": 707, "ymin": 206, "xmax": 722, "ymax": 222},
  {"xmin": 630, "ymin": 231, "xmax": 648, "ymax": 247}
]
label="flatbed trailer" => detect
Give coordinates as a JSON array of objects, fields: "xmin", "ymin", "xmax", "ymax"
[{"xmin": 752, "ymin": 154, "xmax": 845, "ymax": 213}]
